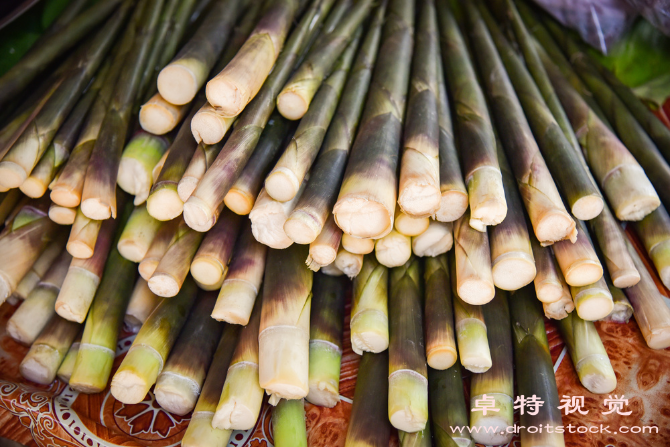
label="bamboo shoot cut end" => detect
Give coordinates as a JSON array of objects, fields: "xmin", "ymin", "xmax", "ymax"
[
  {"xmin": 190, "ymin": 110, "xmax": 231, "ymax": 145},
  {"xmin": 118, "ymin": 241, "xmax": 146, "ymax": 263},
  {"xmin": 20, "ymin": 345, "xmax": 60, "ymax": 385},
  {"xmin": 308, "ymin": 246, "xmax": 338, "ymax": 268},
  {"xmin": 375, "ymin": 231, "xmax": 411, "ymax": 268},
  {"xmin": 51, "ymin": 188, "xmax": 81, "ymax": 208},
  {"xmin": 492, "ymin": 252, "xmax": 536, "ymax": 291},
  {"xmin": 284, "ymin": 211, "xmax": 321, "ymax": 244},
  {"xmin": 157, "ymin": 65, "xmax": 199, "ymax": 106},
  {"xmin": 118, "ymin": 159, "xmax": 151, "ymax": 196},
  {"xmin": 212, "ymin": 281, "xmax": 257, "ymax": 325},
  {"xmin": 341, "ymin": 234, "xmax": 375, "ymax": 255},
  {"xmin": 190, "ymin": 257, "xmax": 225, "ymax": 286},
  {"xmin": 265, "ymin": 168, "xmax": 300, "ymax": 203},
  {"xmin": 49, "ymin": 206, "xmax": 76, "ymax": 225},
  {"xmin": 206, "ymin": 78, "xmax": 246, "ymax": 117},
  {"xmin": 148, "ymin": 273, "xmax": 181, "ymax": 297},
  {"xmin": 571, "ymin": 195, "xmax": 604, "ymax": 221},
  {"xmin": 111, "ymin": 370, "xmax": 152, "ymax": 404},
  {"xmin": 471, "ymin": 416, "xmax": 514, "ymax": 445},
  {"xmin": 259, "ymin": 326, "xmax": 310, "ymax": 402},
  {"xmin": 146, "ymin": 188, "xmax": 184, "ymax": 221},
  {"xmin": 138, "ymin": 259, "xmax": 159, "ymax": 281},
  {"xmin": 155, "ymin": 373, "xmax": 200, "ymax": 416},
  {"xmin": 183, "ymin": 196, "xmax": 216, "ymax": 232},
  {"xmin": 646, "ymin": 329, "xmax": 670, "ymax": 350},
  {"xmin": 334, "ymin": 198, "xmax": 392, "ymax": 239},
  {"xmin": 535, "ymin": 210, "xmax": 577, "ymax": 244},
  {"xmin": 426, "ymin": 347, "xmax": 458, "ymax": 371},
  {"xmin": 536, "ymin": 282, "xmax": 565, "ymax": 303},
  {"xmin": 66, "ymin": 241, "xmax": 94, "ymax": 259},
  {"xmin": 20, "ymin": 178, "xmax": 47, "ymax": 199},
  {"xmin": 395, "ymin": 213, "xmax": 430, "ymax": 237},
  {"xmin": 350, "ymin": 310, "xmax": 389, "ymax": 355},
  {"xmin": 388, "ymin": 371, "xmax": 428, "ymax": 433},
  {"xmin": 611, "ymin": 270, "xmax": 640, "ymax": 289},
  {"xmin": 177, "ymin": 177, "xmax": 198, "ymax": 203},
  {"xmin": 457, "ymin": 280, "xmax": 495, "ymax": 305},
  {"xmin": 139, "ymin": 104, "xmax": 179, "ymax": 135},
  {"xmin": 398, "ymin": 185, "xmax": 441, "ymax": 219},
  {"xmin": 277, "ymin": 91, "xmax": 309, "ymax": 121},
  {"xmin": 565, "ymin": 261, "xmax": 603, "ymax": 287},
  {"xmin": 0, "ymin": 161, "xmax": 27, "ymax": 189},
  {"xmin": 80, "ymin": 198, "xmax": 112, "ymax": 220},
  {"xmin": 224, "ymin": 189, "xmax": 255, "ymax": 216},
  {"xmin": 435, "ymin": 191, "xmax": 468, "ymax": 222},
  {"xmin": 575, "ymin": 294, "xmax": 613, "ymax": 321}
]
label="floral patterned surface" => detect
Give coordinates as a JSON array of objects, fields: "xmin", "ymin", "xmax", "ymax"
[{"xmin": 0, "ymin": 231, "xmax": 667, "ymax": 447}]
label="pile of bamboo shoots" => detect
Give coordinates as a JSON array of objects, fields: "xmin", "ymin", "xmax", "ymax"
[{"xmin": 2, "ymin": 0, "xmax": 670, "ymax": 445}]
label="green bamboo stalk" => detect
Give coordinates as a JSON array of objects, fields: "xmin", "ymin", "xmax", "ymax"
[
  {"xmin": 307, "ymin": 273, "xmax": 345, "ymax": 407},
  {"xmin": 388, "ymin": 257, "xmax": 428, "ymax": 433},
  {"xmin": 509, "ymin": 285, "xmax": 565, "ymax": 447},
  {"xmin": 117, "ymin": 204, "xmax": 162, "ymax": 263},
  {"xmin": 515, "ymin": 0, "xmax": 610, "ymax": 125},
  {"xmin": 350, "ymin": 254, "xmax": 389, "ymax": 355},
  {"xmin": 469, "ymin": 289, "xmax": 514, "ymax": 445},
  {"xmin": 489, "ymin": 141, "xmax": 536, "ymax": 291},
  {"xmin": 277, "ymin": 0, "xmax": 373, "ymax": 120},
  {"xmin": 157, "ymin": 0, "xmax": 242, "ymax": 105},
  {"xmin": 412, "ymin": 220, "xmax": 453, "ymax": 258},
  {"xmin": 633, "ymin": 205, "xmax": 670, "ymax": 290},
  {"xmin": 344, "ymin": 351, "xmax": 391, "ymax": 447},
  {"xmin": 147, "ymin": 217, "xmax": 204, "ymax": 297},
  {"xmin": 68, "ymin": 239, "xmax": 138, "ymax": 392},
  {"xmin": 434, "ymin": 47, "xmax": 467, "ymax": 223},
  {"xmin": 553, "ymin": 219, "xmax": 603, "ymax": 287},
  {"xmin": 56, "ymin": 330, "xmax": 82, "ymax": 383},
  {"xmin": 49, "ymin": 24, "xmax": 133, "ymax": 208},
  {"xmin": 138, "ymin": 0, "xmax": 198, "ymax": 102},
  {"xmin": 424, "ymin": 254, "xmax": 457, "ymax": 370},
  {"xmin": 80, "ymin": 0, "xmax": 165, "ymax": 220},
  {"xmin": 184, "ymin": 0, "xmax": 338, "ymax": 232},
  {"xmin": 0, "ymin": 0, "xmax": 124, "ymax": 108},
  {"xmin": 266, "ymin": 28, "xmax": 362, "ymax": 203},
  {"xmin": 178, "ymin": 140, "xmax": 226, "ymax": 202},
  {"xmin": 14, "ymin": 237, "xmax": 67, "ymax": 300},
  {"xmin": 272, "ymin": 399, "xmax": 308, "ymax": 447},
  {"xmin": 332, "ymin": 0, "xmax": 414, "ymax": 239},
  {"xmin": 539, "ymin": 48, "xmax": 661, "ymax": 221},
  {"xmin": 283, "ymin": 1, "xmax": 385, "ymax": 244},
  {"xmin": 428, "ymin": 362, "xmax": 473, "ymax": 447},
  {"xmin": 7, "ymin": 250, "xmax": 72, "ymax": 345},
  {"xmin": 211, "ymin": 221, "xmax": 267, "ymax": 325},
  {"xmin": 181, "ymin": 324, "xmax": 240, "ymax": 447},
  {"xmin": 212, "ymin": 296, "xmax": 264, "ymax": 430},
  {"xmin": 56, "ymin": 200, "xmax": 131, "ymax": 324},
  {"xmin": 558, "ymin": 312, "xmax": 617, "ymax": 394},
  {"xmin": 0, "ymin": 3, "xmax": 133, "ymax": 190},
  {"xmin": 117, "ymin": 132, "xmax": 170, "ymax": 205},
  {"xmin": 206, "ymin": 0, "xmax": 303, "ymax": 116},
  {"xmin": 20, "ymin": 68, "xmax": 104, "ymax": 199},
  {"xmin": 259, "ymin": 244, "xmax": 313, "ymax": 405},
  {"xmin": 0, "ymin": 200, "xmax": 60, "ymax": 301},
  {"xmin": 306, "ymin": 214, "xmax": 343, "ymax": 271},
  {"xmin": 223, "ymin": 114, "xmax": 294, "ymax": 215},
  {"xmin": 603, "ymin": 275, "xmax": 633, "ymax": 323},
  {"xmin": 454, "ymin": 208, "xmax": 495, "ymax": 304},
  {"xmin": 588, "ymin": 205, "xmax": 640, "ymax": 288},
  {"xmin": 124, "ymin": 278, "xmax": 162, "ymax": 333},
  {"xmin": 544, "ymin": 16, "xmax": 670, "ymax": 210},
  {"xmin": 111, "ymin": 278, "xmax": 197, "ymax": 404},
  {"xmin": 190, "ymin": 208, "xmax": 242, "ymax": 287},
  {"xmin": 138, "ymin": 217, "xmax": 180, "ymax": 280},
  {"xmin": 146, "ymin": 103, "xmax": 202, "ymax": 221},
  {"xmin": 436, "ymin": 0, "xmax": 506, "ymax": 232},
  {"xmin": 472, "ymin": 0, "xmax": 603, "ymax": 223},
  {"xmin": 623, "ymin": 239, "xmax": 670, "ymax": 349},
  {"xmin": 20, "ymin": 315, "xmax": 81, "ymax": 385},
  {"xmin": 397, "ymin": 0, "xmax": 440, "ymax": 219}
]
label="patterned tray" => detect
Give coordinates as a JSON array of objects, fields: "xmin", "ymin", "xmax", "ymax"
[{"xmin": 0, "ymin": 230, "xmax": 668, "ymax": 447}]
